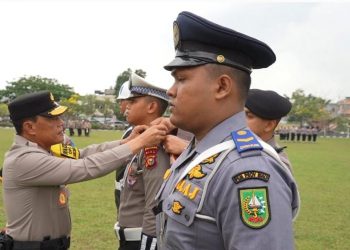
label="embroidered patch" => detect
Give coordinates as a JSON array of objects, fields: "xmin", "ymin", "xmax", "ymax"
[
  {"xmin": 144, "ymin": 146, "xmax": 158, "ymax": 169},
  {"xmin": 201, "ymin": 153, "xmax": 220, "ymax": 164},
  {"xmin": 176, "ymin": 180, "xmax": 200, "ymax": 200},
  {"xmin": 231, "ymin": 129, "xmax": 263, "ymax": 154},
  {"xmin": 238, "ymin": 187, "xmax": 270, "ymax": 229},
  {"xmin": 233, "ymin": 171, "xmax": 270, "ymax": 184},
  {"xmin": 187, "ymin": 165, "xmax": 207, "ymax": 180},
  {"xmin": 172, "ymin": 200, "xmax": 185, "ymax": 215}
]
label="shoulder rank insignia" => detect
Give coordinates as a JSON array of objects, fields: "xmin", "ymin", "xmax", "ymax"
[
  {"xmin": 51, "ymin": 144, "xmax": 80, "ymax": 159},
  {"xmin": 231, "ymin": 129, "xmax": 263, "ymax": 154},
  {"xmin": 188, "ymin": 165, "xmax": 207, "ymax": 180},
  {"xmin": 238, "ymin": 187, "xmax": 270, "ymax": 229},
  {"xmin": 172, "ymin": 200, "xmax": 185, "ymax": 215},
  {"xmin": 233, "ymin": 171, "xmax": 270, "ymax": 184},
  {"xmin": 144, "ymin": 146, "xmax": 158, "ymax": 169}
]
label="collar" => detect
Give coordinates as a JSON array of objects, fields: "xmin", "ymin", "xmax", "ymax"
[{"xmin": 195, "ymin": 111, "xmax": 247, "ymax": 154}]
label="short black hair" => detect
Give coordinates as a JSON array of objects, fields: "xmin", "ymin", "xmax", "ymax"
[
  {"xmin": 145, "ymin": 96, "xmax": 169, "ymax": 116},
  {"xmin": 206, "ymin": 64, "xmax": 251, "ymax": 103}
]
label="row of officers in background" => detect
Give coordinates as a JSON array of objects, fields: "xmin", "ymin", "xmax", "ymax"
[
  {"xmin": 66, "ymin": 119, "xmax": 91, "ymax": 137},
  {"xmin": 278, "ymin": 126, "xmax": 319, "ymax": 142}
]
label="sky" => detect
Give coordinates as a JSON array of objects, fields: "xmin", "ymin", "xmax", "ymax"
[{"xmin": 0, "ymin": 0, "xmax": 349, "ymax": 102}]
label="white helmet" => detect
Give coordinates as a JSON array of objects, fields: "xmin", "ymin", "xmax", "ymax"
[{"xmin": 117, "ymin": 81, "xmax": 131, "ymax": 100}]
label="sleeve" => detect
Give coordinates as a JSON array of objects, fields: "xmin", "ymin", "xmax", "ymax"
[
  {"xmin": 79, "ymin": 140, "xmax": 122, "ymax": 157},
  {"xmin": 207, "ymin": 154, "xmax": 296, "ymax": 250},
  {"xmin": 141, "ymin": 147, "xmax": 170, "ymax": 236},
  {"xmin": 11, "ymin": 142, "xmax": 133, "ymax": 186}
]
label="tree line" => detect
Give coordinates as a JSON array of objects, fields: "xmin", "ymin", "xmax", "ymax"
[{"xmin": 0, "ymin": 72, "xmax": 348, "ymax": 132}]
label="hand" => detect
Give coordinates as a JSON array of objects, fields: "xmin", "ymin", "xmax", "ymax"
[
  {"xmin": 163, "ymin": 135, "xmax": 189, "ymax": 156},
  {"xmin": 124, "ymin": 125, "xmax": 149, "ymax": 142},
  {"xmin": 138, "ymin": 124, "xmax": 168, "ymax": 147},
  {"xmin": 150, "ymin": 117, "xmax": 176, "ymax": 134},
  {"xmin": 126, "ymin": 124, "xmax": 167, "ymax": 154}
]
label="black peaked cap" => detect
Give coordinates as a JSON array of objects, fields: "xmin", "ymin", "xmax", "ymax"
[
  {"xmin": 164, "ymin": 11, "xmax": 276, "ymax": 72},
  {"xmin": 8, "ymin": 90, "xmax": 67, "ymax": 121}
]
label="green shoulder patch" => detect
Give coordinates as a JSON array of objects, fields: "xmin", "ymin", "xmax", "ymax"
[{"xmin": 238, "ymin": 187, "xmax": 271, "ymax": 229}]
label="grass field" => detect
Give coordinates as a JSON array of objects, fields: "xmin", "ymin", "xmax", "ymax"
[{"xmin": 1, "ymin": 127, "xmax": 350, "ymax": 249}]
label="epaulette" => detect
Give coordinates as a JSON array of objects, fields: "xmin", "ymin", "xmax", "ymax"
[
  {"xmin": 51, "ymin": 144, "xmax": 80, "ymax": 159},
  {"xmin": 231, "ymin": 129, "xmax": 263, "ymax": 154}
]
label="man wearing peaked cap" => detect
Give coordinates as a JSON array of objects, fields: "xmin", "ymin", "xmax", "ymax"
[
  {"xmin": 115, "ymin": 73, "xmax": 170, "ymax": 250},
  {"xmin": 245, "ymin": 89, "xmax": 293, "ymax": 171},
  {"xmin": 155, "ymin": 11, "xmax": 299, "ymax": 250},
  {"xmin": 2, "ymin": 90, "xmax": 167, "ymax": 249}
]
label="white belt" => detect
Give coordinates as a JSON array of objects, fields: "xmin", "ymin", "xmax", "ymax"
[
  {"xmin": 114, "ymin": 222, "xmax": 142, "ymax": 241},
  {"xmin": 115, "ymin": 180, "xmax": 121, "ymax": 191}
]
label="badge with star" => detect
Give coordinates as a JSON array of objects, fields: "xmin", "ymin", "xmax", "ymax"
[{"xmin": 238, "ymin": 187, "xmax": 271, "ymax": 229}]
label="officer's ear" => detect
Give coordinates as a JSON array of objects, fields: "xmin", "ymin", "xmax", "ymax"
[
  {"xmin": 214, "ymin": 74, "xmax": 233, "ymax": 100},
  {"xmin": 145, "ymin": 97, "xmax": 158, "ymax": 115},
  {"xmin": 22, "ymin": 117, "xmax": 37, "ymax": 136},
  {"xmin": 264, "ymin": 120, "xmax": 278, "ymax": 133}
]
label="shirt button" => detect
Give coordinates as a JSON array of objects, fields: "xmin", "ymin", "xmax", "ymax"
[
  {"xmin": 167, "ymin": 203, "xmax": 172, "ymax": 210},
  {"xmin": 185, "ymin": 214, "xmax": 190, "ymax": 221}
]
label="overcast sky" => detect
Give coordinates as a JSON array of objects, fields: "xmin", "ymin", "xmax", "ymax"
[{"xmin": 0, "ymin": 0, "xmax": 349, "ymax": 102}]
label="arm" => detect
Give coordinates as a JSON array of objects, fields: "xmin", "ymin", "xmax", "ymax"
[
  {"xmin": 8, "ymin": 125, "xmax": 167, "ymax": 186},
  {"xmin": 209, "ymin": 155, "xmax": 296, "ymax": 250}
]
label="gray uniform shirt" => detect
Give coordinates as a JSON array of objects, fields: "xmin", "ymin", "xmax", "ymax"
[
  {"xmin": 2, "ymin": 135, "xmax": 132, "ymax": 241},
  {"xmin": 118, "ymin": 146, "xmax": 170, "ymax": 236},
  {"xmin": 156, "ymin": 112, "xmax": 299, "ymax": 250},
  {"xmin": 267, "ymin": 136, "xmax": 293, "ymax": 172}
]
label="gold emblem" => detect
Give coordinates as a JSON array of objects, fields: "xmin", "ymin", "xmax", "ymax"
[
  {"xmin": 163, "ymin": 169, "xmax": 171, "ymax": 180},
  {"xmin": 173, "ymin": 22, "xmax": 180, "ymax": 49},
  {"xmin": 188, "ymin": 165, "xmax": 207, "ymax": 180},
  {"xmin": 172, "ymin": 200, "xmax": 185, "ymax": 215},
  {"xmin": 201, "ymin": 153, "xmax": 219, "ymax": 164},
  {"xmin": 49, "ymin": 92, "xmax": 55, "ymax": 101},
  {"xmin": 217, "ymin": 55, "xmax": 225, "ymax": 63},
  {"xmin": 237, "ymin": 137, "xmax": 254, "ymax": 142},
  {"xmin": 237, "ymin": 130, "xmax": 247, "ymax": 136}
]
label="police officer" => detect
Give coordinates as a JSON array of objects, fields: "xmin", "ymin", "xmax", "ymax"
[
  {"xmin": 155, "ymin": 11, "xmax": 299, "ymax": 250},
  {"xmin": 2, "ymin": 90, "xmax": 167, "ymax": 250},
  {"xmin": 245, "ymin": 89, "xmax": 293, "ymax": 171},
  {"xmin": 115, "ymin": 73, "xmax": 170, "ymax": 250},
  {"xmin": 115, "ymin": 81, "xmax": 133, "ymax": 209}
]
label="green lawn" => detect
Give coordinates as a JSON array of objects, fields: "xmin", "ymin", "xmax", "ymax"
[{"xmin": 1, "ymin": 128, "xmax": 350, "ymax": 249}]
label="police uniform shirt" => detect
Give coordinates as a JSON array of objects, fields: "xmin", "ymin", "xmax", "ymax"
[
  {"xmin": 266, "ymin": 136, "xmax": 293, "ymax": 172},
  {"xmin": 3, "ymin": 135, "xmax": 132, "ymax": 241},
  {"xmin": 118, "ymin": 145, "xmax": 170, "ymax": 236},
  {"xmin": 156, "ymin": 112, "xmax": 299, "ymax": 250}
]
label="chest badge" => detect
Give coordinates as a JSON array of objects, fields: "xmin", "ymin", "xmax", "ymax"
[
  {"xmin": 201, "ymin": 153, "xmax": 219, "ymax": 164},
  {"xmin": 188, "ymin": 165, "xmax": 207, "ymax": 180},
  {"xmin": 172, "ymin": 200, "xmax": 185, "ymax": 215},
  {"xmin": 238, "ymin": 187, "xmax": 271, "ymax": 229},
  {"xmin": 144, "ymin": 146, "xmax": 158, "ymax": 169}
]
